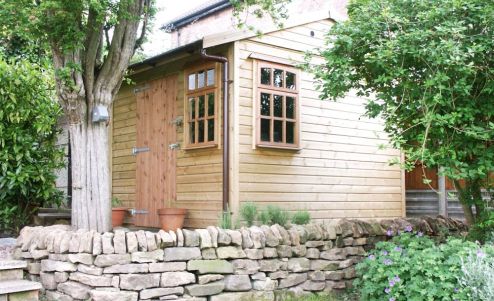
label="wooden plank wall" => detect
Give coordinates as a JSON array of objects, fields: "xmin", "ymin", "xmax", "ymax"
[{"xmin": 236, "ymin": 19, "xmax": 404, "ymax": 221}]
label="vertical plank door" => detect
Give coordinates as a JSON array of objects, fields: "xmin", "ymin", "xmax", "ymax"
[{"xmin": 135, "ymin": 75, "xmax": 177, "ymax": 228}]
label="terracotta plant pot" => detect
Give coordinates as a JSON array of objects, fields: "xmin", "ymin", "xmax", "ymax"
[
  {"xmin": 112, "ymin": 207, "xmax": 128, "ymax": 227},
  {"xmin": 157, "ymin": 208, "xmax": 187, "ymax": 231}
]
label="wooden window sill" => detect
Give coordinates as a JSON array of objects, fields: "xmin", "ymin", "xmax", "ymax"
[
  {"xmin": 256, "ymin": 143, "xmax": 301, "ymax": 152},
  {"xmin": 183, "ymin": 143, "xmax": 219, "ymax": 150}
]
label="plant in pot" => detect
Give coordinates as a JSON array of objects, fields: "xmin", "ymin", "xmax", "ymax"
[
  {"xmin": 157, "ymin": 205, "xmax": 187, "ymax": 231},
  {"xmin": 111, "ymin": 197, "xmax": 128, "ymax": 228}
]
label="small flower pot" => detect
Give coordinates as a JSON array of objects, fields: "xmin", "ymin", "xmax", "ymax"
[
  {"xmin": 157, "ymin": 208, "xmax": 187, "ymax": 231},
  {"xmin": 112, "ymin": 207, "xmax": 128, "ymax": 227}
]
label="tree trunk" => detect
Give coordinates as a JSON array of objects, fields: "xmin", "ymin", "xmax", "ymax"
[
  {"xmin": 455, "ymin": 180, "xmax": 475, "ymax": 225},
  {"xmin": 69, "ymin": 119, "xmax": 111, "ymax": 232}
]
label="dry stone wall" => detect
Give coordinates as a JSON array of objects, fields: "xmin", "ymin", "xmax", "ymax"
[{"xmin": 15, "ymin": 217, "xmax": 466, "ymax": 301}]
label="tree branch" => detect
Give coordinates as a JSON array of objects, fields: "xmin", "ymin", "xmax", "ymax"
[{"xmin": 83, "ymin": 7, "xmax": 105, "ymax": 108}]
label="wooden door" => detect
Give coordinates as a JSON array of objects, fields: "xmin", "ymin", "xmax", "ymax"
[{"xmin": 135, "ymin": 75, "xmax": 177, "ymax": 227}]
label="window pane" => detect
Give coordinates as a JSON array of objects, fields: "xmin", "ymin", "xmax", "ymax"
[
  {"xmin": 198, "ymin": 95, "xmax": 205, "ymax": 118},
  {"xmin": 274, "ymin": 69, "xmax": 284, "ymax": 88},
  {"xmin": 207, "ymin": 69, "xmax": 215, "ymax": 86},
  {"xmin": 189, "ymin": 97, "xmax": 196, "ymax": 119},
  {"xmin": 198, "ymin": 71, "xmax": 205, "ymax": 88},
  {"xmin": 261, "ymin": 119, "xmax": 270, "ymax": 142},
  {"xmin": 286, "ymin": 72, "xmax": 296, "ymax": 89},
  {"xmin": 286, "ymin": 121, "xmax": 295, "ymax": 144},
  {"xmin": 198, "ymin": 120, "xmax": 205, "ymax": 143},
  {"xmin": 189, "ymin": 122, "xmax": 196, "ymax": 144},
  {"xmin": 261, "ymin": 68, "xmax": 271, "ymax": 85},
  {"xmin": 188, "ymin": 73, "xmax": 196, "ymax": 90},
  {"xmin": 260, "ymin": 93, "xmax": 270, "ymax": 116},
  {"xmin": 286, "ymin": 96, "xmax": 295, "ymax": 119},
  {"xmin": 207, "ymin": 93, "xmax": 215, "ymax": 116},
  {"xmin": 274, "ymin": 120, "xmax": 283, "ymax": 142},
  {"xmin": 208, "ymin": 119, "xmax": 215, "ymax": 142},
  {"xmin": 273, "ymin": 95, "xmax": 283, "ymax": 117}
]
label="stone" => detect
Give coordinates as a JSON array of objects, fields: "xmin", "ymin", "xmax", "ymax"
[
  {"xmin": 209, "ymin": 292, "xmax": 275, "ymax": 301},
  {"xmin": 94, "ymin": 254, "xmax": 131, "ymax": 267},
  {"xmin": 45, "ymin": 290, "xmax": 74, "ymax": 301},
  {"xmin": 103, "ymin": 263, "xmax": 149, "ymax": 274},
  {"xmin": 251, "ymin": 272, "xmax": 266, "ymax": 280},
  {"xmin": 287, "ymin": 229, "xmax": 300, "ymax": 246},
  {"xmin": 240, "ymin": 228, "xmax": 253, "ymax": 249},
  {"xmin": 140, "ymin": 287, "xmax": 184, "ymax": 300},
  {"xmin": 54, "ymin": 271, "xmax": 69, "ymax": 283},
  {"xmin": 149, "ymin": 262, "xmax": 186, "ymax": 273},
  {"xmin": 41, "ymin": 260, "xmax": 76, "ymax": 272},
  {"xmin": 102, "ymin": 233, "xmax": 115, "ymax": 254},
  {"xmin": 198, "ymin": 274, "xmax": 224, "ymax": 284},
  {"xmin": 48, "ymin": 254, "xmax": 68, "ymax": 261},
  {"xmin": 259, "ymin": 259, "xmax": 286, "ymax": 272},
  {"xmin": 68, "ymin": 253, "xmax": 93, "ymax": 265},
  {"xmin": 146, "ymin": 231, "xmax": 158, "ymax": 251},
  {"xmin": 301, "ymin": 280, "xmax": 325, "ymax": 291},
  {"xmin": 274, "ymin": 225, "xmax": 291, "ymax": 245},
  {"xmin": 345, "ymin": 247, "xmax": 360, "ymax": 256},
  {"xmin": 195, "ymin": 229, "xmax": 212, "ymax": 249},
  {"xmin": 161, "ymin": 272, "xmax": 196, "ymax": 287},
  {"xmin": 320, "ymin": 248, "xmax": 347, "ymax": 261},
  {"xmin": 111, "ymin": 275, "xmax": 120, "ymax": 287},
  {"xmin": 57, "ymin": 281, "xmax": 91, "ymax": 300},
  {"xmin": 40, "ymin": 272, "xmax": 57, "ymax": 290},
  {"xmin": 287, "ymin": 258, "xmax": 310, "ymax": 272},
  {"xmin": 305, "ymin": 241, "xmax": 325, "ymax": 248},
  {"xmin": 131, "ymin": 249, "xmax": 164, "ymax": 263},
  {"xmin": 306, "ymin": 248, "xmax": 320, "ymax": 259},
  {"xmin": 113, "ymin": 230, "xmax": 127, "ymax": 254},
  {"xmin": 30, "ymin": 249, "xmax": 49, "ymax": 260},
  {"xmin": 69, "ymin": 272, "xmax": 112, "ymax": 287},
  {"xmin": 260, "ymin": 225, "xmax": 279, "ymax": 247},
  {"xmin": 324, "ymin": 223, "xmax": 338, "ymax": 240},
  {"xmin": 290, "ymin": 226, "xmax": 307, "ymax": 244},
  {"xmin": 353, "ymin": 237, "xmax": 367, "ymax": 246},
  {"xmin": 292, "ymin": 245, "xmax": 307, "ymax": 257},
  {"xmin": 165, "ymin": 247, "xmax": 201, "ymax": 262},
  {"xmin": 252, "ymin": 278, "xmax": 277, "ymax": 291},
  {"xmin": 339, "ymin": 259, "xmax": 354, "ymax": 269},
  {"xmin": 27, "ymin": 262, "xmax": 41, "ymax": 275},
  {"xmin": 225, "ymin": 230, "xmax": 242, "ymax": 246},
  {"xmin": 78, "ymin": 264, "xmax": 103, "ymax": 276},
  {"xmin": 324, "ymin": 271, "xmax": 344, "ymax": 281},
  {"xmin": 343, "ymin": 237, "xmax": 354, "ymax": 246},
  {"xmin": 176, "ymin": 229, "xmax": 184, "ymax": 247},
  {"xmin": 216, "ymin": 246, "xmax": 246, "ymax": 259},
  {"xmin": 268, "ymin": 271, "xmax": 288, "ymax": 279},
  {"xmin": 201, "ymin": 248, "xmax": 217, "ymax": 259},
  {"xmin": 206, "ymin": 226, "xmax": 219, "ymax": 248},
  {"xmin": 185, "ymin": 281, "xmax": 225, "ymax": 297},
  {"xmin": 321, "ymin": 241, "xmax": 334, "ymax": 251},
  {"xmin": 181, "ymin": 229, "xmax": 200, "ymax": 247},
  {"xmin": 187, "ymin": 260, "xmax": 233, "ymax": 274},
  {"xmin": 278, "ymin": 273, "xmax": 308, "ymax": 289},
  {"xmin": 276, "ymin": 245, "xmax": 292, "ymax": 258},
  {"xmin": 343, "ymin": 267, "xmax": 356, "ymax": 279},
  {"xmin": 59, "ymin": 232, "xmax": 72, "ymax": 253},
  {"xmin": 93, "ymin": 232, "xmax": 103, "ymax": 255},
  {"xmin": 325, "ymin": 280, "xmax": 346, "ymax": 290},
  {"xmin": 224, "ymin": 275, "xmax": 252, "ymax": 291},
  {"xmin": 126, "ymin": 232, "xmax": 138, "ymax": 253},
  {"xmin": 310, "ymin": 260, "xmax": 339, "ymax": 271},
  {"xmin": 136, "ymin": 230, "xmax": 148, "ymax": 251},
  {"xmin": 305, "ymin": 224, "xmax": 323, "ymax": 241},
  {"xmin": 245, "ymin": 249, "xmax": 263, "ymax": 259},
  {"xmin": 263, "ymin": 248, "xmax": 278, "ymax": 258},
  {"xmin": 249, "ymin": 226, "xmax": 266, "ymax": 249},
  {"xmin": 217, "ymin": 229, "xmax": 232, "ymax": 246},
  {"xmin": 158, "ymin": 230, "xmax": 174, "ymax": 247},
  {"xmin": 307, "ymin": 271, "xmax": 325, "ymax": 282},
  {"xmin": 231, "ymin": 259, "xmax": 260, "ymax": 275},
  {"xmin": 120, "ymin": 273, "xmax": 160, "ymax": 290},
  {"xmin": 89, "ymin": 290, "xmax": 138, "ymax": 301},
  {"xmin": 79, "ymin": 231, "xmax": 94, "ymax": 253},
  {"xmin": 168, "ymin": 230, "xmax": 177, "ymax": 246}
]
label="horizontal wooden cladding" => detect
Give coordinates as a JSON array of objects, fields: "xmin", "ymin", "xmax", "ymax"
[
  {"xmin": 242, "ymin": 173, "xmax": 402, "ymax": 186},
  {"xmin": 241, "ymin": 183, "xmax": 401, "ymax": 194},
  {"xmin": 239, "ymin": 192, "xmax": 401, "ymax": 203},
  {"xmin": 240, "ymin": 200, "xmax": 402, "ymax": 211}
]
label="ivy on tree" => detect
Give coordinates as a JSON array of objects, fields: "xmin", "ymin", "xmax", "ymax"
[{"xmin": 310, "ymin": 0, "xmax": 494, "ymax": 224}]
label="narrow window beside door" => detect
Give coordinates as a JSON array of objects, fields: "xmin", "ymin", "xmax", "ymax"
[{"xmin": 185, "ymin": 63, "xmax": 219, "ymax": 148}]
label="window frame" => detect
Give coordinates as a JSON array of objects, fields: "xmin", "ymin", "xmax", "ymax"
[
  {"xmin": 184, "ymin": 62, "xmax": 221, "ymax": 149},
  {"xmin": 255, "ymin": 60, "xmax": 301, "ymax": 150}
]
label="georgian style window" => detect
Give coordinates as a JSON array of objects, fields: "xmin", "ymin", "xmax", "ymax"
[
  {"xmin": 256, "ymin": 61, "xmax": 300, "ymax": 148},
  {"xmin": 185, "ymin": 63, "xmax": 220, "ymax": 148}
]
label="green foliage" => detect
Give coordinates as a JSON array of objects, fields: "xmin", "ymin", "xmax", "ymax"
[
  {"xmin": 258, "ymin": 210, "xmax": 272, "ymax": 225},
  {"xmin": 240, "ymin": 202, "xmax": 258, "ymax": 226},
  {"xmin": 354, "ymin": 231, "xmax": 490, "ymax": 300},
  {"xmin": 467, "ymin": 210, "xmax": 494, "ymax": 243},
  {"xmin": 459, "ymin": 249, "xmax": 494, "ymax": 300},
  {"xmin": 0, "ymin": 57, "xmax": 64, "ymax": 233},
  {"xmin": 310, "ymin": 0, "xmax": 494, "ymax": 222},
  {"xmin": 291, "ymin": 210, "xmax": 311, "ymax": 225},
  {"xmin": 231, "ymin": 0, "xmax": 291, "ymax": 33},
  {"xmin": 111, "ymin": 197, "xmax": 123, "ymax": 208},
  {"xmin": 266, "ymin": 205, "xmax": 290, "ymax": 227}
]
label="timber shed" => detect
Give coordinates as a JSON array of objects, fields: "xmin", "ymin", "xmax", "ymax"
[{"xmin": 111, "ymin": 0, "xmax": 405, "ymax": 228}]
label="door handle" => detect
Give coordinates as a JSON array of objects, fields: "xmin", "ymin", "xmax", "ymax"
[
  {"xmin": 168, "ymin": 143, "xmax": 180, "ymax": 150},
  {"xmin": 132, "ymin": 146, "xmax": 150, "ymax": 156}
]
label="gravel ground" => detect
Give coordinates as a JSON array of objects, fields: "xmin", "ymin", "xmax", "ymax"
[{"xmin": 0, "ymin": 238, "xmax": 16, "ymax": 260}]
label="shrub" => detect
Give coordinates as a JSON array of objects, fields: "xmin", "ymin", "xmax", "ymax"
[
  {"xmin": 354, "ymin": 230, "xmax": 481, "ymax": 301},
  {"xmin": 267, "ymin": 205, "xmax": 290, "ymax": 227},
  {"xmin": 240, "ymin": 202, "xmax": 258, "ymax": 226},
  {"xmin": 218, "ymin": 210, "xmax": 233, "ymax": 229},
  {"xmin": 0, "ymin": 58, "xmax": 64, "ymax": 234},
  {"xmin": 258, "ymin": 210, "xmax": 272, "ymax": 225},
  {"xmin": 291, "ymin": 210, "xmax": 311, "ymax": 225},
  {"xmin": 467, "ymin": 210, "xmax": 494, "ymax": 243},
  {"xmin": 459, "ymin": 248, "xmax": 494, "ymax": 300}
]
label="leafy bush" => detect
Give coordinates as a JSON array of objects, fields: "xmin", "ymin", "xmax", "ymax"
[
  {"xmin": 291, "ymin": 210, "xmax": 311, "ymax": 225},
  {"xmin": 240, "ymin": 202, "xmax": 258, "ymax": 226},
  {"xmin": 0, "ymin": 57, "xmax": 64, "ymax": 233},
  {"xmin": 258, "ymin": 210, "xmax": 272, "ymax": 225},
  {"xmin": 266, "ymin": 205, "xmax": 290, "ymax": 227},
  {"xmin": 459, "ymin": 248, "xmax": 494, "ymax": 300},
  {"xmin": 354, "ymin": 230, "xmax": 484, "ymax": 300},
  {"xmin": 467, "ymin": 210, "xmax": 494, "ymax": 243}
]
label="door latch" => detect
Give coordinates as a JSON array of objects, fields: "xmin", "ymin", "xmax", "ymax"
[
  {"xmin": 128, "ymin": 209, "xmax": 149, "ymax": 216},
  {"xmin": 168, "ymin": 143, "xmax": 180, "ymax": 150},
  {"xmin": 132, "ymin": 146, "xmax": 150, "ymax": 156}
]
